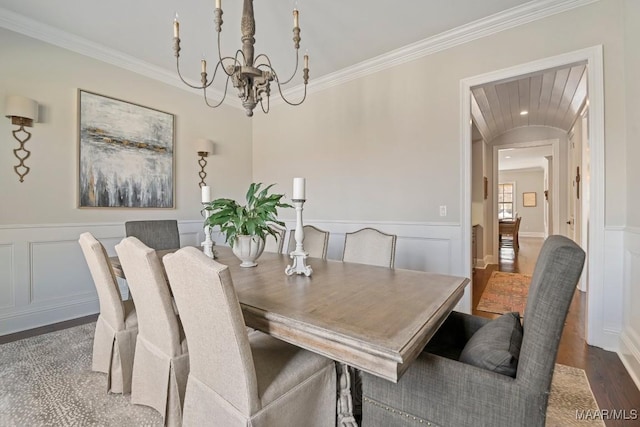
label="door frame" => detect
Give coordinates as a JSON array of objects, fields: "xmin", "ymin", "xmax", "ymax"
[{"xmin": 460, "ymin": 45, "xmax": 606, "ymax": 347}]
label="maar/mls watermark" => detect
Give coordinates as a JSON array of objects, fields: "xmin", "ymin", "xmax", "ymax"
[{"xmin": 576, "ymin": 409, "xmax": 638, "ymax": 421}]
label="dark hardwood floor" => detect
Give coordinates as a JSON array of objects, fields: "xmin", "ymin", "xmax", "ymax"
[{"xmin": 474, "ymin": 236, "xmax": 640, "ymax": 426}]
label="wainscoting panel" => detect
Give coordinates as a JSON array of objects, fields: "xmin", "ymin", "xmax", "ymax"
[
  {"xmin": 30, "ymin": 240, "xmax": 95, "ymax": 304},
  {"xmin": 0, "ymin": 244, "xmax": 14, "ymax": 310},
  {"xmin": 0, "ymin": 220, "xmax": 207, "ymax": 335},
  {"xmin": 620, "ymin": 227, "xmax": 640, "ymax": 390}
]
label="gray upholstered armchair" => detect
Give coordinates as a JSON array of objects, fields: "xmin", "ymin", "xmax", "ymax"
[{"xmin": 361, "ymin": 235, "xmax": 585, "ymax": 427}]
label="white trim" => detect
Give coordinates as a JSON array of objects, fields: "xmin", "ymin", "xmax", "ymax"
[
  {"xmin": 0, "ymin": 0, "xmax": 597, "ymax": 110},
  {"xmin": 619, "ymin": 331, "xmax": 640, "ymax": 392},
  {"xmin": 461, "ymin": 45, "xmax": 608, "ymax": 348}
]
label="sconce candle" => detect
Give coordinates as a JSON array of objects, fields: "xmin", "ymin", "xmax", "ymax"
[
  {"xmin": 293, "ymin": 177, "xmax": 305, "ymax": 200},
  {"xmin": 201, "ymin": 185, "xmax": 212, "ymax": 203}
]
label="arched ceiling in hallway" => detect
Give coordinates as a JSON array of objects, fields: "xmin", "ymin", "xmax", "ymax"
[{"xmin": 471, "ymin": 63, "xmax": 587, "ymax": 142}]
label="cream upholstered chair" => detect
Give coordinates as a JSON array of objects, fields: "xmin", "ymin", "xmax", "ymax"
[
  {"xmin": 125, "ymin": 220, "xmax": 180, "ymax": 251},
  {"xmin": 262, "ymin": 223, "xmax": 286, "ymax": 253},
  {"xmin": 342, "ymin": 227, "xmax": 397, "ymax": 268},
  {"xmin": 115, "ymin": 237, "xmax": 189, "ymax": 427},
  {"xmin": 287, "ymin": 225, "xmax": 330, "ymax": 259},
  {"xmin": 79, "ymin": 232, "xmax": 138, "ymax": 394},
  {"xmin": 163, "ymin": 247, "xmax": 337, "ymax": 427}
]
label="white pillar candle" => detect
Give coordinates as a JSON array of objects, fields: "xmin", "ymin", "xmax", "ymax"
[
  {"xmin": 293, "ymin": 177, "xmax": 305, "ymax": 200},
  {"xmin": 201, "ymin": 185, "xmax": 212, "ymax": 203}
]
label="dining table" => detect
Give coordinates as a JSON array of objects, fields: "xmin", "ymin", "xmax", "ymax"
[{"xmin": 111, "ymin": 245, "xmax": 469, "ymax": 426}]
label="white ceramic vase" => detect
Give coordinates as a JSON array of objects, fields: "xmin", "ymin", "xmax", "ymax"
[{"xmin": 232, "ymin": 235, "xmax": 265, "ymax": 267}]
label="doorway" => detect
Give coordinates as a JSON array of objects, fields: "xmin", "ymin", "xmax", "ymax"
[{"xmin": 461, "ymin": 46, "xmax": 606, "ymax": 347}]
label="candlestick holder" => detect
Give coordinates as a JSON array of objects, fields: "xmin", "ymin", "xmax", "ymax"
[
  {"xmin": 201, "ymin": 203, "xmax": 217, "ymax": 259},
  {"xmin": 285, "ymin": 199, "xmax": 312, "ymax": 276}
]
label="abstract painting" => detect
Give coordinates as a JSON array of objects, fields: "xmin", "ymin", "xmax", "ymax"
[{"xmin": 78, "ymin": 90, "xmax": 175, "ymax": 208}]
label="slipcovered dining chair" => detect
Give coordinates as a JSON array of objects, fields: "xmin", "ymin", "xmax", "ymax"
[
  {"xmin": 287, "ymin": 224, "xmax": 330, "ymax": 259},
  {"xmin": 79, "ymin": 232, "xmax": 137, "ymax": 394},
  {"xmin": 125, "ymin": 220, "xmax": 180, "ymax": 251},
  {"xmin": 361, "ymin": 235, "xmax": 586, "ymax": 427},
  {"xmin": 262, "ymin": 223, "xmax": 286, "ymax": 253},
  {"xmin": 342, "ymin": 227, "xmax": 397, "ymax": 268},
  {"xmin": 163, "ymin": 246, "xmax": 337, "ymax": 427},
  {"xmin": 115, "ymin": 237, "xmax": 189, "ymax": 427}
]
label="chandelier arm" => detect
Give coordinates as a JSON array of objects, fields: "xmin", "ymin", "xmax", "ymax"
[
  {"xmin": 254, "ymin": 53, "xmax": 297, "ymax": 85},
  {"xmin": 260, "ymin": 94, "xmax": 270, "ymax": 114},
  {"xmin": 274, "ymin": 77, "xmax": 308, "ymax": 106},
  {"xmin": 217, "ymin": 32, "xmax": 245, "ymax": 76},
  {"xmin": 176, "ymin": 59, "xmax": 207, "ymax": 89},
  {"xmin": 203, "ymin": 74, "xmax": 232, "ymax": 108}
]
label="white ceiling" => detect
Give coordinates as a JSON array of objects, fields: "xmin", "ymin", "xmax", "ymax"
[
  {"xmin": 498, "ymin": 145, "xmax": 553, "ymax": 171},
  {"xmin": 0, "ymin": 0, "xmax": 553, "ymax": 95}
]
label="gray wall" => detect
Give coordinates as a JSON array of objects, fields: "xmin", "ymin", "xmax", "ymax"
[{"xmin": 499, "ymin": 169, "xmax": 546, "ymax": 235}]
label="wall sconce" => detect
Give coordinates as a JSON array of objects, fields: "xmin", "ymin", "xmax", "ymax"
[
  {"xmin": 5, "ymin": 95, "xmax": 38, "ymax": 183},
  {"xmin": 195, "ymin": 138, "xmax": 214, "ymax": 187}
]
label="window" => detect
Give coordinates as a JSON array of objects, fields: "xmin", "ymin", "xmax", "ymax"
[{"xmin": 498, "ymin": 183, "xmax": 515, "ymax": 219}]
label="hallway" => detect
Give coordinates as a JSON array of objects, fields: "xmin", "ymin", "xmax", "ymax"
[{"xmin": 472, "ymin": 236, "xmax": 640, "ymax": 426}]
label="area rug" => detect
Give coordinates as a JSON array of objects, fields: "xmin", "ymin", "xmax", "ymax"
[
  {"xmin": 477, "ymin": 271, "xmax": 532, "ymax": 316},
  {"xmin": 0, "ymin": 323, "xmax": 603, "ymax": 426}
]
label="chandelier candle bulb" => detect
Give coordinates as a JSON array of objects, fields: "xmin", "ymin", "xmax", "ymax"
[
  {"xmin": 201, "ymin": 185, "xmax": 212, "ymax": 203},
  {"xmin": 293, "ymin": 9, "xmax": 299, "ymax": 28},
  {"xmin": 293, "ymin": 177, "xmax": 306, "ymax": 200},
  {"xmin": 304, "ymin": 53, "xmax": 309, "ymax": 69},
  {"xmin": 216, "ymin": 0, "xmax": 221, "ymax": 10},
  {"xmin": 173, "ymin": 15, "xmax": 179, "ymax": 38},
  {"xmin": 201, "ymin": 59, "xmax": 207, "ymax": 73}
]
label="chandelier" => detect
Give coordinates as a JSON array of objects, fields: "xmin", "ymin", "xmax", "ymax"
[{"xmin": 173, "ymin": 0, "xmax": 309, "ymax": 117}]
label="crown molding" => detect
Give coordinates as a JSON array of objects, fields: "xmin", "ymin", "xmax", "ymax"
[
  {"xmin": 276, "ymin": 0, "xmax": 599, "ymax": 104},
  {"xmin": 0, "ymin": 7, "xmax": 238, "ymax": 108},
  {"xmin": 1, "ymin": 0, "xmax": 598, "ymax": 110}
]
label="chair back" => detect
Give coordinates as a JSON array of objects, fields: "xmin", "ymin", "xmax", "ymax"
[
  {"xmin": 287, "ymin": 225, "xmax": 330, "ymax": 259},
  {"xmin": 79, "ymin": 232, "xmax": 125, "ymax": 330},
  {"xmin": 114, "ymin": 237, "xmax": 183, "ymax": 357},
  {"xmin": 514, "ymin": 216, "xmax": 522, "ymax": 235},
  {"xmin": 263, "ymin": 223, "xmax": 286, "ymax": 253},
  {"xmin": 164, "ymin": 247, "xmax": 260, "ymax": 415},
  {"xmin": 124, "ymin": 220, "xmax": 180, "ymax": 251},
  {"xmin": 518, "ymin": 235, "xmax": 585, "ymax": 392},
  {"xmin": 342, "ymin": 227, "xmax": 397, "ymax": 268}
]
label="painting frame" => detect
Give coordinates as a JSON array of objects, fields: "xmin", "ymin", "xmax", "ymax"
[
  {"xmin": 77, "ymin": 89, "xmax": 176, "ymax": 209},
  {"xmin": 523, "ymin": 192, "xmax": 537, "ymax": 207}
]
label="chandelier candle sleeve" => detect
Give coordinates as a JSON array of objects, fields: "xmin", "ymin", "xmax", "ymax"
[
  {"xmin": 293, "ymin": 178, "xmax": 305, "ymax": 200},
  {"xmin": 201, "ymin": 185, "xmax": 212, "ymax": 203},
  {"xmin": 173, "ymin": 15, "xmax": 179, "ymax": 38},
  {"xmin": 216, "ymin": 0, "xmax": 221, "ymax": 9},
  {"xmin": 293, "ymin": 9, "xmax": 299, "ymax": 27}
]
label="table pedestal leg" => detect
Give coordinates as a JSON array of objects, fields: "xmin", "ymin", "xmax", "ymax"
[{"xmin": 337, "ymin": 362, "xmax": 358, "ymax": 427}]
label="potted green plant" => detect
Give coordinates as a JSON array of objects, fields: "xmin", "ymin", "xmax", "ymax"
[{"xmin": 202, "ymin": 182, "xmax": 291, "ymax": 267}]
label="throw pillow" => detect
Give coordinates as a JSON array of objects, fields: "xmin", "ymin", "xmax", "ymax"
[{"xmin": 458, "ymin": 312, "xmax": 523, "ymax": 377}]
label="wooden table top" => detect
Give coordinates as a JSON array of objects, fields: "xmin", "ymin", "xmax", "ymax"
[{"xmin": 111, "ymin": 246, "xmax": 469, "ymax": 383}]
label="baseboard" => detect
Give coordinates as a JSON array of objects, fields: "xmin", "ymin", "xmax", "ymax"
[{"xmin": 619, "ymin": 330, "xmax": 640, "ymax": 391}]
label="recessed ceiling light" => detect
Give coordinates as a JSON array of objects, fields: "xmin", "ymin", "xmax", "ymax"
[{"xmin": 520, "ymin": 110, "xmax": 528, "ymax": 116}]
